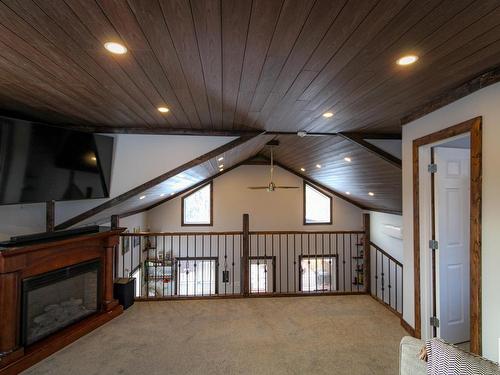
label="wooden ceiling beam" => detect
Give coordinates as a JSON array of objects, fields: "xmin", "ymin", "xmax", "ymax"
[
  {"xmin": 401, "ymin": 64, "xmax": 500, "ymax": 125},
  {"xmin": 55, "ymin": 134, "xmax": 259, "ymax": 230},
  {"xmin": 65, "ymin": 125, "xmax": 261, "ymax": 137},
  {"xmin": 119, "ymin": 157, "xmax": 255, "ymax": 219},
  {"xmin": 338, "ymin": 132, "xmax": 402, "ymax": 169}
]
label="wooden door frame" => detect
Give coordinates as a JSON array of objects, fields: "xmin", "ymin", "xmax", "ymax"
[{"xmin": 412, "ymin": 117, "xmax": 482, "ymax": 354}]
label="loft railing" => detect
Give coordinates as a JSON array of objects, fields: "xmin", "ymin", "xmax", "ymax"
[
  {"xmin": 116, "ymin": 232, "xmax": 243, "ymax": 299},
  {"xmin": 369, "ymin": 241, "xmax": 403, "ymax": 316},
  {"xmin": 247, "ymin": 231, "xmax": 366, "ymax": 295},
  {"xmin": 115, "ymin": 230, "xmax": 368, "ymax": 300}
]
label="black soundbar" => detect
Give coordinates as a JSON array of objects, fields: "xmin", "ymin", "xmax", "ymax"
[{"xmin": 0, "ymin": 225, "xmax": 102, "ymax": 248}]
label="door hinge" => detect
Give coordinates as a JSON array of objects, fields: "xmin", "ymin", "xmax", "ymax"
[
  {"xmin": 429, "ymin": 240, "xmax": 439, "ymax": 250},
  {"xmin": 428, "ymin": 163, "xmax": 437, "ymax": 173},
  {"xmin": 430, "ymin": 316, "xmax": 440, "ymax": 328}
]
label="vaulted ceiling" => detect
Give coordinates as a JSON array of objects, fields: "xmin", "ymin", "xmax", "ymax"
[
  {"xmin": 1, "ymin": 0, "xmax": 500, "ymax": 225},
  {"xmin": 0, "ymin": 0, "xmax": 499, "ymax": 134}
]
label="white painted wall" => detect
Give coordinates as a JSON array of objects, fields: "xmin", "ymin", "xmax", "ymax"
[
  {"xmin": 147, "ymin": 165, "xmax": 363, "ymax": 232},
  {"xmin": 0, "ymin": 135, "xmax": 233, "ymax": 241},
  {"xmin": 402, "ymin": 82, "xmax": 500, "ymax": 361},
  {"xmin": 369, "ymin": 211, "xmax": 403, "ymax": 263}
]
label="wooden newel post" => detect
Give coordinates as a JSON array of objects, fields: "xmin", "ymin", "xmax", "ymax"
[
  {"xmin": 46, "ymin": 200, "xmax": 55, "ymax": 232},
  {"xmin": 363, "ymin": 213, "xmax": 371, "ymax": 293},
  {"xmin": 242, "ymin": 214, "xmax": 250, "ymax": 296}
]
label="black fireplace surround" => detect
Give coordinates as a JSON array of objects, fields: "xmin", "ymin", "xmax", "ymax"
[{"xmin": 21, "ymin": 260, "xmax": 102, "ymax": 346}]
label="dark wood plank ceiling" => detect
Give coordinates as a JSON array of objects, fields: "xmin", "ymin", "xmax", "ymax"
[
  {"xmin": 0, "ymin": 0, "xmax": 499, "ymax": 134},
  {"xmin": 260, "ymin": 135, "xmax": 402, "ymax": 213}
]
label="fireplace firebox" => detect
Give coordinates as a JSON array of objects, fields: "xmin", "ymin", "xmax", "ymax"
[{"xmin": 21, "ymin": 260, "xmax": 101, "ymax": 346}]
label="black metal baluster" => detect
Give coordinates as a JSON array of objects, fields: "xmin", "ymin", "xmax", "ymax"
[
  {"xmin": 395, "ymin": 264, "xmax": 398, "ymax": 313},
  {"xmin": 232, "ymin": 234, "xmax": 235, "ymax": 295},
  {"xmin": 381, "ymin": 254, "xmax": 385, "ymax": 302},
  {"xmin": 279, "ymin": 234, "xmax": 282, "ymax": 293},
  {"xmin": 342, "ymin": 234, "xmax": 346, "ymax": 292},
  {"xmin": 286, "ymin": 234, "xmax": 289, "ymax": 293},
  {"xmin": 224, "ymin": 235, "xmax": 227, "ymax": 295},
  {"xmin": 375, "ymin": 249, "xmax": 378, "ymax": 299},
  {"xmin": 264, "ymin": 234, "xmax": 267, "ymax": 293},
  {"xmin": 209, "ymin": 234, "xmax": 213, "ymax": 296},
  {"xmin": 388, "ymin": 259, "xmax": 392, "ymax": 308},
  {"xmin": 293, "ymin": 234, "xmax": 296, "ymax": 292},
  {"xmin": 308, "ymin": 233, "xmax": 311, "ymax": 292}
]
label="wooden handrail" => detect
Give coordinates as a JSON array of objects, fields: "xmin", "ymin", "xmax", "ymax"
[
  {"xmin": 120, "ymin": 230, "xmax": 364, "ymax": 236},
  {"xmin": 120, "ymin": 231, "xmax": 243, "ymax": 236},
  {"xmin": 249, "ymin": 230, "xmax": 364, "ymax": 235},
  {"xmin": 369, "ymin": 241, "xmax": 403, "ymax": 267}
]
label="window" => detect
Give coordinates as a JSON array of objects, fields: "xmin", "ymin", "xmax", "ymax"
[
  {"xmin": 304, "ymin": 182, "xmax": 332, "ymax": 224},
  {"xmin": 182, "ymin": 182, "xmax": 213, "ymax": 226},
  {"xmin": 177, "ymin": 258, "xmax": 217, "ymax": 296},
  {"xmin": 300, "ymin": 256, "xmax": 337, "ymax": 292},
  {"xmin": 249, "ymin": 257, "xmax": 275, "ymax": 293}
]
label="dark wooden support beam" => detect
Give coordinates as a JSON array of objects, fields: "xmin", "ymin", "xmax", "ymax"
[
  {"xmin": 110, "ymin": 215, "xmax": 120, "ymax": 229},
  {"xmin": 401, "ymin": 64, "xmax": 500, "ymax": 125},
  {"xmin": 338, "ymin": 132, "xmax": 402, "ymax": 169},
  {"xmin": 119, "ymin": 157, "xmax": 255, "ymax": 219},
  {"xmin": 67, "ymin": 125, "xmax": 261, "ymax": 137},
  {"xmin": 56, "ymin": 134, "xmax": 259, "ymax": 230},
  {"xmin": 46, "ymin": 200, "xmax": 55, "ymax": 232}
]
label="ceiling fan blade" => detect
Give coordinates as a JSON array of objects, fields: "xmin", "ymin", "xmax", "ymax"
[
  {"xmin": 248, "ymin": 186, "xmax": 269, "ymax": 190},
  {"xmin": 275, "ymin": 186, "xmax": 300, "ymax": 189}
]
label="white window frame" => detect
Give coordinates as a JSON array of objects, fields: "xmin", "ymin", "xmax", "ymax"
[
  {"xmin": 181, "ymin": 182, "xmax": 213, "ymax": 226},
  {"xmin": 304, "ymin": 181, "xmax": 332, "ymax": 225}
]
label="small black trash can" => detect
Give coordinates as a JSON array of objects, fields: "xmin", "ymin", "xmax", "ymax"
[{"xmin": 113, "ymin": 278, "xmax": 135, "ymax": 310}]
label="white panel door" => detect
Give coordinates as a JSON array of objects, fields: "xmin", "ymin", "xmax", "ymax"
[{"xmin": 434, "ymin": 147, "xmax": 470, "ymax": 344}]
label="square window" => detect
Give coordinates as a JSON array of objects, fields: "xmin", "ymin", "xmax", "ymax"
[
  {"xmin": 182, "ymin": 182, "xmax": 213, "ymax": 226},
  {"xmin": 304, "ymin": 182, "xmax": 332, "ymax": 224}
]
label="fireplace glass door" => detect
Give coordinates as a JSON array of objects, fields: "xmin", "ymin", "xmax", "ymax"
[{"xmin": 22, "ymin": 260, "xmax": 101, "ymax": 346}]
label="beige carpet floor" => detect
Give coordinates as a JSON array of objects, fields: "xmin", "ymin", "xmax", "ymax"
[{"xmin": 23, "ymin": 295, "xmax": 407, "ymax": 375}]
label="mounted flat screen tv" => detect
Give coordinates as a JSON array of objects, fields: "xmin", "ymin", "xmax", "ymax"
[{"xmin": 0, "ymin": 117, "xmax": 113, "ymax": 205}]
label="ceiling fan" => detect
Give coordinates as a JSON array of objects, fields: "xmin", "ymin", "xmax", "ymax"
[{"xmin": 248, "ymin": 143, "xmax": 299, "ymax": 192}]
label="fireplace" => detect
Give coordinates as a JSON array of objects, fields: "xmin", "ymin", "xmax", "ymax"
[
  {"xmin": 21, "ymin": 260, "xmax": 101, "ymax": 346},
  {"xmin": 0, "ymin": 228, "xmax": 122, "ymax": 374}
]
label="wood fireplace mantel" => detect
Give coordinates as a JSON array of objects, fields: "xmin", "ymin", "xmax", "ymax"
[{"xmin": 0, "ymin": 228, "xmax": 124, "ymax": 374}]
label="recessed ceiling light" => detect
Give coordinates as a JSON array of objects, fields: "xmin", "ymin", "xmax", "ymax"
[
  {"xmin": 346, "ymin": 191, "xmax": 351, "ymax": 195},
  {"xmin": 344, "ymin": 157, "xmax": 351, "ymax": 162},
  {"xmin": 316, "ymin": 164, "xmax": 321, "ymax": 169},
  {"xmin": 90, "ymin": 156, "xmax": 97, "ymax": 161},
  {"xmin": 396, "ymin": 55, "xmax": 418, "ymax": 66},
  {"xmin": 219, "ymin": 168, "xmax": 224, "ymax": 172},
  {"xmin": 160, "ymin": 193, "xmax": 165, "ymax": 197},
  {"xmin": 368, "ymin": 192, "xmax": 375, "ymax": 196},
  {"xmin": 104, "ymin": 42, "xmax": 127, "ymax": 54},
  {"xmin": 217, "ymin": 157, "xmax": 224, "ymax": 162},
  {"xmin": 139, "ymin": 195, "xmax": 146, "ymax": 200},
  {"xmin": 300, "ymin": 167, "xmax": 305, "ymax": 172},
  {"xmin": 322, "ymin": 112, "xmax": 334, "ymax": 118},
  {"xmin": 170, "ymin": 192, "xmax": 175, "ymax": 196},
  {"xmin": 218, "ymin": 164, "xmax": 224, "ymax": 168},
  {"xmin": 158, "ymin": 106, "xmax": 169, "ymax": 113}
]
